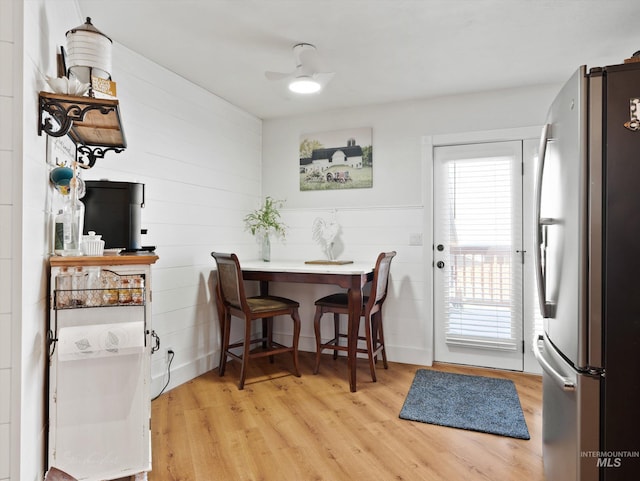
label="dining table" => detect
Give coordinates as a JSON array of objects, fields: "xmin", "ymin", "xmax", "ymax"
[{"xmin": 238, "ymin": 259, "xmax": 375, "ymax": 392}]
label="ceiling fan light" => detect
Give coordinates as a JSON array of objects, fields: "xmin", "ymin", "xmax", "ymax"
[{"xmin": 288, "ymin": 76, "xmax": 321, "ymax": 94}]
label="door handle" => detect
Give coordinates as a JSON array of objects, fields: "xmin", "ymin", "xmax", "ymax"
[
  {"xmin": 533, "ymin": 335, "xmax": 575, "ymax": 391},
  {"xmin": 534, "ymin": 123, "xmax": 556, "ymax": 319},
  {"xmin": 436, "ymin": 261, "xmax": 445, "ymax": 269}
]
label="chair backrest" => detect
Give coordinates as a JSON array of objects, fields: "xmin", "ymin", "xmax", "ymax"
[
  {"xmin": 211, "ymin": 252, "xmax": 247, "ymax": 310},
  {"xmin": 367, "ymin": 251, "xmax": 397, "ymax": 309}
]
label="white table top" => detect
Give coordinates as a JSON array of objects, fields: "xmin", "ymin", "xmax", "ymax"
[{"xmin": 240, "ymin": 259, "xmax": 374, "ymax": 275}]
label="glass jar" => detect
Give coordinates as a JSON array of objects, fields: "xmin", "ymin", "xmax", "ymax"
[
  {"xmin": 131, "ymin": 276, "xmax": 144, "ymax": 305},
  {"xmin": 84, "ymin": 266, "xmax": 102, "ymax": 306},
  {"xmin": 119, "ymin": 278, "xmax": 133, "ymax": 304},
  {"xmin": 62, "ymin": 178, "xmax": 85, "ymax": 256},
  {"xmin": 101, "ymin": 271, "xmax": 119, "ymax": 305},
  {"xmin": 53, "ymin": 209, "xmax": 64, "ymax": 255},
  {"xmin": 70, "ymin": 266, "xmax": 86, "ymax": 306},
  {"xmin": 55, "ymin": 267, "xmax": 72, "ymax": 308}
]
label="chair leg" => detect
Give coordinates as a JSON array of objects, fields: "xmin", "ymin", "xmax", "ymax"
[
  {"xmin": 291, "ymin": 309, "xmax": 301, "ymax": 377},
  {"xmin": 238, "ymin": 317, "xmax": 252, "ymax": 390},
  {"xmin": 267, "ymin": 316, "xmax": 275, "ymax": 363},
  {"xmin": 364, "ymin": 312, "xmax": 377, "ymax": 382},
  {"xmin": 333, "ymin": 313, "xmax": 340, "ymax": 360},
  {"xmin": 374, "ymin": 311, "xmax": 388, "ymax": 369},
  {"xmin": 370, "ymin": 312, "xmax": 380, "ymax": 363},
  {"xmin": 313, "ymin": 306, "xmax": 323, "ymax": 374},
  {"xmin": 219, "ymin": 311, "xmax": 231, "ymax": 376}
]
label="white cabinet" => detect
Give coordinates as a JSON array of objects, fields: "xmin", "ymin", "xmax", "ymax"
[{"xmin": 48, "ymin": 255, "xmax": 158, "ymax": 481}]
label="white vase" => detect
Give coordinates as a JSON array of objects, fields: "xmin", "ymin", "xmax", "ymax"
[{"xmin": 262, "ymin": 235, "xmax": 271, "ymax": 262}]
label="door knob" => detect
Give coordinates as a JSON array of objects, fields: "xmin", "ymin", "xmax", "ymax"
[
  {"xmin": 436, "ymin": 261, "xmax": 445, "ymax": 269},
  {"xmin": 436, "ymin": 244, "xmax": 445, "ymax": 251}
]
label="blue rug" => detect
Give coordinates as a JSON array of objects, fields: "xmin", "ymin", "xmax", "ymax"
[{"xmin": 399, "ymin": 369, "xmax": 530, "ymax": 440}]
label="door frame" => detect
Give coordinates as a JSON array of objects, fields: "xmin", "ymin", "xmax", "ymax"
[
  {"xmin": 433, "ymin": 140, "xmax": 524, "ymax": 371},
  {"xmin": 422, "ymin": 126, "xmax": 543, "ymax": 373}
]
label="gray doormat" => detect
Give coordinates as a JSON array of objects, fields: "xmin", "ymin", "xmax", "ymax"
[{"xmin": 399, "ymin": 369, "xmax": 530, "ymax": 440}]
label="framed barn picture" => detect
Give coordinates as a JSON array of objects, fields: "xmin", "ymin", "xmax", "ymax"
[{"xmin": 299, "ymin": 127, "xmax": 372, "ymax": 191}]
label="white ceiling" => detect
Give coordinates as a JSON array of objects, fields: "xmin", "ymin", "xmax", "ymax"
[{"xmin": 75, "ymin": 0, "xmax": 640, "ymax": 119}]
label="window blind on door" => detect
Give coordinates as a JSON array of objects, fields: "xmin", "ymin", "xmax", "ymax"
[{"xmin": 440, "ymin": 152, "xmax": 523, "ymax": 351}]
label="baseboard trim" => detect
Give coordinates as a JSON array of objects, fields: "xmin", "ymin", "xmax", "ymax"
[
  {"xmin": 151, "ymin": 350, "xmax": 220, "ymax": 396},
  {"xmin": 150, "ymin": 335, "xmax": 434, "ymax": 396}
]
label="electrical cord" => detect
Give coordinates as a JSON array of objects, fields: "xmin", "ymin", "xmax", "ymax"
[{"xmin": 152, "ymin": 349, "xmax": 174, "ymax": 401}]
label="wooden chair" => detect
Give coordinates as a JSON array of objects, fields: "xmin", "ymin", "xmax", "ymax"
[
  {"xmin": 313, "ymin": 251, "xmax": 396, "ymax": 382},
  {"xmin": 211, "ymin": 252, "xmax": 301, "ymax": 389}
]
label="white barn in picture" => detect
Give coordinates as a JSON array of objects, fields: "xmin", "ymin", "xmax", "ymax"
[
  {"xmin": 299, "ymin": 127, "xmax": 373, "ymax": 189},
  {"xmin": 306, "ymin": 138, "xmax": 363, "ymax": 171}
]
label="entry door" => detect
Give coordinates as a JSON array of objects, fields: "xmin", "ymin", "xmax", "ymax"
[{"xmin": 433, "ymin": 141, "xmax": 524, "ymax": 370}]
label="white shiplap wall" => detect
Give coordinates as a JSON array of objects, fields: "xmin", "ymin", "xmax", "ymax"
[
  {"xmin": 0, "ymin": 0, "xmax": 16, "ymax": 479},
  {"xmin": 82, "ymin": 42, "xmax": 263, "ymax": 394},
  {"xmin": 13, "ymin": 1, "xmax": 263, "ymax": 478},
  {"xmin": 267, "ymin": 207, "xmax": 429, "ymax": 365},
  {"xmin": 20, "ymin": 2, "xmax": 93, "ymax": 479}
]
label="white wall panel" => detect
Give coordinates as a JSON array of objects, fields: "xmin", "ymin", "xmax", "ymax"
[
  {"xmin": 261, "ymin": 206, "xmax": 430, "ymax": 365},
  {"xmin": 22, "ymin": 5, "xmax": 63, "ymax": 478},
  {"xmin": 12, "ymin": 2, "xmax": 261, "ymax": 478},
  {"xmin": 0, "ymin": 0, "xmax": 12, "ymax": 43},
  {"xmin": 0, "ymin": 423, "xmax": 9, "ymax": 479},
  {"xmin": 0, "ymin": 369, "xmax": 8, "ymax": 424},
  {"xmin": 81, "ymin": 42, "xmax": 262, "ymax": 393},
  {"xmin": 0, "ymin": 2, "xmax": 14, "ymax": 481},
  {"xmin": 0, "ymin": 42, "xmax": 12, "ymax": 98},
  {"xmin": 0, "ymin": 97, "xmax": 11, "ymax": 150},
  {"xmin": 0, "ymin": 206, "xmax": 10, "ymax": 259},
  {"xmin": 0, "ymin": 314, "xmax": 9, "ymax": 369},
  {"xmin": 0, "ymin": 152, "xmax": 12, "ymax": 204}
]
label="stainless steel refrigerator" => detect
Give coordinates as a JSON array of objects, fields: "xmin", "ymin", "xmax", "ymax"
[{"xmin": 534, "ymin": 59, "xmax": 640, "ymax": 481}]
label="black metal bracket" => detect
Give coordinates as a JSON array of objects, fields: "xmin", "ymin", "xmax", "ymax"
[
  {"xmin": 76, "ymin": 144, "xmax": 124, "ymax": 168},
  {"xmin": 38, "ymin": 94, "xmax": 116, "ymax": 138},
  {"xmin": 38, "ymin": 92, "xmax": 126, "ymax": 168}
]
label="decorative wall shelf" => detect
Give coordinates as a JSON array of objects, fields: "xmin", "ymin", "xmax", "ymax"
[{"xmin": 38, "ymin": 91, "xmax": 127, "ymax": 168}]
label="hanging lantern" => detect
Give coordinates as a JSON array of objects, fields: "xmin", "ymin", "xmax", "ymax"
[{"xmin": 65, "ymin": 17, "xmax": 112, "ymax": 85}]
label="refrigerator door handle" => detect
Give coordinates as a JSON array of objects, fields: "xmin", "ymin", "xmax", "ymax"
[
  {"xmin": 533, "ymin": 335, "xmax": 576, "ymax": 391},
  {"xmin": 535, "ymin": 123, "xmax": 556, "ymax": 318}
]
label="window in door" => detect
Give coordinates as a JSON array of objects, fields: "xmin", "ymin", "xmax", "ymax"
[{"xmin": 433, "ymin": 141, "xmax": 524, "ymax": 370}]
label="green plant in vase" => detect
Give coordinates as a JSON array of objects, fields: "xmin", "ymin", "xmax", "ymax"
[{"xmin": 244, "ymin": 196, "xmax": 287, "ymax": 261}]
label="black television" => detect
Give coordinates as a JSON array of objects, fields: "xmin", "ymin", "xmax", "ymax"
[{"xmin": 83, "ymin": 180, "xmax": 145, "ymax": 251}]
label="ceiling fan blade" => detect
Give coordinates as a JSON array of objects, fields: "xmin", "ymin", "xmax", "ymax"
[
  {"xmin": 313, "ymin": 71, "xmax": 335, "ymax": 86},
  {"xmin": 265, "ymin": 70, "xmax": 294, "ymax": 81},
  {"xmin": 266, "ymin": 44, "xmax": 334, "ymax": 90}
]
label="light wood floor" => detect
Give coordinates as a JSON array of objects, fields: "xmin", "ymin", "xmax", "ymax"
[{"xmin": 149, "ymin": 352, "xmax": 543, "ymax": 481}]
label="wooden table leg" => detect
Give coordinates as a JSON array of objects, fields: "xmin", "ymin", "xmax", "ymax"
[{"xmin": 347, "ymin": 285, "xmax": 363, "ymax": 392}]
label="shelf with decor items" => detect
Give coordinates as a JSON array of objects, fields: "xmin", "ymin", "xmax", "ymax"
[
  {"xmin": 47, "ymin": 254, "xmax": 158, "ymax": 481},
  {"xmin": 38, "ymin": 91, "xmax": 126, "ymax": 168}
]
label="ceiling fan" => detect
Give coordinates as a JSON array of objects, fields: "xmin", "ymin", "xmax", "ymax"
[{"xmin": 265, "ymin": 43, "xmax": 335, "ymax": 94}]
